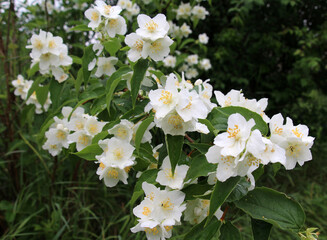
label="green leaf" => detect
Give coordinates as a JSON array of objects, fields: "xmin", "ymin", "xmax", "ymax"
[
  {"xmin": 72, "ymin": 144, "xmax": 102, "ymax": 161},
  {"xmin": 70, "ymin": 24, "xmax": 91, "ymax": 32},
  {"xmin": 183, "ymin": 217, "xmax": 221, "ymax": 240},
  {"xmin": 27, "ymin": 62, "xmax": 39, "ymax": 78},
  {"xmin": 207, "ymin": 106, "xmax": 268, "ymax": 135},
  {"xmin": 35, "ymin": 84, "xmax": 49, "ymax": 106},
  {"xmin": 75, "ymin": 68, "xmax": 83, "ymax": 96},
  {"xmin": 185, "ymin": 154, "xmax": 216, "ymax": 181},
  {"xmin": 206, "ymin": 177, "xmax": 240, "ymax": 225},
  {"xmin": 235, "ymin": 187, "xmax": 305, "ymax": 232},
  {"xmin": 179, "ymin": 39, "xmax": 195, "ymax": 50},
  {"xmin": 103, "ymin": 38, "xmax": 122, "ymax": 56},
  {"xmin": 219, "ymin": 222, "xmax": 242, "ymax": 240},
  {"xmin": 106, "ymin": 66, "xmax": 132, "ymax": 115},
  {"xmin": 71, "ymin": 55, "xmax": 82, "ymax": 65},
  {"xmin": 134, "ymin": 116, "xmax": 154, "ymax": 153},
  {"xmin": 165, "ymin": 134, "xmax": 184, "ymax": 174},
  {"xmin": 130, "ymin": 59, "xmax": 149, "ymax": 108},
  {"xmin": 182, "ymin": 183, "xmax": 213, "ymax": 201},
  {"xmin": 226, "ymin": 177, "xmax": 250, "ymax": 202},
  {"xmin": 82, "ymin": 45, "xmax": 95, "ymax": 86},
  {"xmin": 186, "ymin": 142, "xmax": 211, "ymax": 155},
  {"xmin": 198, "ymin": 119, "xmax": 218, "ymax": 135},
  {"xmin": 251, "ymin": 218, "xmax": 272, "ymax": 240},
  {"xmin": 129, "ymin": 169, "xmax": 158, "ymax": 207},
  {"xmin": 49, "ymin": 79, "xmax": 63, "ymax": 109},
  {"xmin": 26, "ymin": 76, "xmax": 45, "ymax": 100}
]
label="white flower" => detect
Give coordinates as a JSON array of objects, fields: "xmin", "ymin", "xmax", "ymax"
[
  {"xmin": 42, "ymin": 140, "xmax": 62, "ymax": 156},
  {"xmin": 68, "ymin": 130, "xmax": 92, "ymax": 151},
  {"xmin": 269, "ymin": 114, "xmax": 314, "ymax": 170},
  {"xmin": 186, "ymin": 54, "xmax": 199, "ymax": 65},
  {"xmin": 95, "ymin": 0, "xmax": 122, "ymax": 19},
  {"xmin": 143, "ymin": 36, "xmax": 173, "ymax": 62},
  {"xmin": 39, "ymin": 53, "xmax": 60, "ymax": 71},
  {"xmin": 184, "ymin": 199, "xmax": 223, "ymax": 225},
  {"xmin": 198, "ymin": 33, "xmax": 209, "ymax": 44},
  {"xmin": 85, "ymin": 116, "xmax": 107, "ymax": 136},
  {"xmin": 12, "ymin": 75, "xmax": 27, "ymax": 99},
  {"xmin": 51, "ymin": 67, "xmax": 68, "ymax": 83},
  {"xmin": 214, "ymin": 89, "xmax": 245, "ymax": 107},
  {"xmin": 180, "ymin": 23, "xmax": 192, "ymax": 38},
  {"xmin": 96, "ymin": 162, "xmax": 129, "ymax": 187},
  {"xmin": 108, "ymin": 119, "xmax": 134, "ymax": 142},
  {"xmin": 163, "ymin": 55, "xmax": 176, "ymax": 68},
  {"xmin": 125, "ymin": 33, "xmax": 147, "ymax": 62},
  {"xmin": 136, "ymin": 14, "xmax": 170, "ymax": 41},
  {"xmin": 214, "ymin": 113, "xmax": 255, "ymax": 157},
  {"xmin": 155, "ymin": 110, "xmax": 196, "ymax": 136},
  {"xmin": 199, "ymin": 58, "xmax": 212, "ymax": 71},
  {"xmin": 96, "ymin": 137, "xmax": 135, "ymax": 169},
  {"xmin": 95, "ymin": 57, "xmax": 118, "ymax": 77},
  {"xmin": 45, "ymin": 123, "xmax": 70, "ymax": 148},
  {"xmin": 148, "ymin": 74, "xmax": 180, "ymax": 119},
  {"xmin": 176, "ymin": 89, "xmax": 208, "ymax": 122},
  {"xmin": 26, "ymin": 30, "xmax": 48, "ymax": 59},
  {"xmin": 185, "ymin": 68, "xmax": 198, "ymax": 79},
  {"xmin": 131, "ymin": 182, "xmax": 186, "ymax": 228},
  {"xmin": 156, "ymin": 157, "xmax": 189, "ymax": 190},
  {"xmin": 176, "ymin": 2, "xmax": 192, "ymax": 19},
  {"xmin": 46, "ymin": 32, "xmax": 64, "ymax": 56},
  {"xmin": 104, "ymin": 15, "xmax": 127, "ymax": 37},
  {"xmin": 192, "ymin": 5, "xmax": 209, "ymax": 20},
  {"xmin": 198, "ymin": 79, "xmax": 217, "ymax": 111},
  {"xmin": 85, "ymin": 8, "xmax": 102, "ymax": 29}
]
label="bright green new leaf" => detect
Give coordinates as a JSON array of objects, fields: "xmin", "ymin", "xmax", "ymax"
[
  {"xmin": 165, "ymin": 134, "xmax": 184, "ymax": 174},
  {"xmin": 183, "ymin": 217, "xmax": 221, "ymax": 240},
  {"xmin": 72, "ymin": 143, "xmax": 102, "ymax": 161},
  {"xmin": 206, "ymin": 177, "xmax": 240, "ymax": 225},
  {"xmin": 130, "ymin": 59, "xmax": 149, "ymax": 108},
  {"xmin": 103, "ymin": 38, "xmax": 122, "ymax": 56},
  {"xmin": 235, "ymin": 187, "xmax": 305, "ymax": 232},
  {"xmin": 219, "ymin": 221, "xmax": 242, "ymax": 240}
]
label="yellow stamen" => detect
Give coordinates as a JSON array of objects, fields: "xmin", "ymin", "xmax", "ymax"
[
  {"xmin": 142, "ymin": 207, "xmax": 151, "ymax": 216},
  {"xmin": 145, "ymin": 20, "xmax": 158, "ymax": 32},
  {"xmin": 159, "ymin": 90, "xmax": 172, "ymax": 104},
  {"xmin": 227, "ymin": 125, "xmax": 240, "ymax": 139}
]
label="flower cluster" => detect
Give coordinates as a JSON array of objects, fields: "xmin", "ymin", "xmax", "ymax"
[
  {"xmin": 206, "ymin": 111, "xmax": 314, "ymax": 189},
  {"xmin": 176, "ymin": 2, "xmax": 209, "ymax": 21},
  {"xmin": 43, "ymin": 106, "xmax": 107, "ymax": 156},
  {"xmin": 215, "ymin": 89, "xmax": 270, "ymax": 122},
  {"xmin": 146, "ymin": 73, "xmax": 215, "ymax": 136},
  {"xmin": 125, "ymin": 14, "xmax": 173, "ymax": 62},
  {"xmin": 12, "ymin": 75, "xmax": 51, "ymax": 114},
  {"xmin": 85, "ymin": 1, "xmax": 127, "ymax": 37},
  {"xmin": 131, "ymin": 182, "xmax": 186, "ymax": 240},
  {"xmin": 26, "ymin": 30, "xmax": 72, "ymax": 83},
  {"xmin": 95, "ymin": 119, "xmax": 154, "ymax": 187},
  {"xmin": 117, "ymin": 0, "xmax": 140, "ymax": 21},
  {"xmin": 178, "ymin": 54, "xmax": 212, "ymax": 80}
]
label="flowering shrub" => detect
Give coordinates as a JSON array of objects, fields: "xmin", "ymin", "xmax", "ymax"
[{"xmin": 7, "ymin": 0, "xmax": 319, "ymax": 239}]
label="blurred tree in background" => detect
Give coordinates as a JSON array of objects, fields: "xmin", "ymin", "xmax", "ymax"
[{"xmin": 0, "ymin": 0, "xmax": 326, "ymax": 239}]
